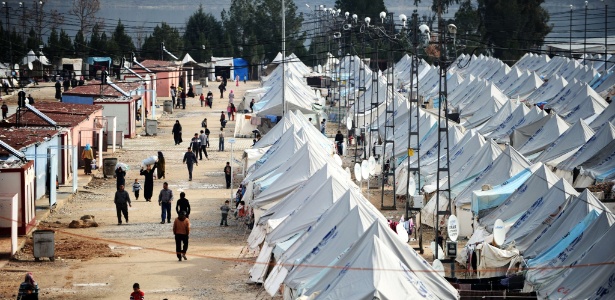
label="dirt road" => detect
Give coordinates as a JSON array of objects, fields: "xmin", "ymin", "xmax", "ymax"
[{"xmin": 0, "ymin": 81, "xmax": 262, "ymax": 299}]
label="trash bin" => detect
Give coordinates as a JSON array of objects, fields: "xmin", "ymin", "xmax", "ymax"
[
  {"xmin": 163, "ymin": 100, "xmax": 173, "ymax": 113},
  {"xmin": 103, "ymin": 158, "xmax": 118, "ymax": 178},
  {"xmin": 146, "ymin": 119, "xmax": 158, "ymax": 136},
  {"xmin": 33, "ymin": 230, "xmax": 55, "ymax": 261}
]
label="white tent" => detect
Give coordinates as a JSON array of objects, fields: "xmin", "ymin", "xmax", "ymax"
[
  {"xmin": 514, "ymin": 114, "xmax": 570, "ymax": 157},
  {"xmin": 533, "ymin": 119, "xmax": 595, "ymax": 166},
  {"xmin": 523, "ymin": 189, "xmax": 612, "ymax": 258},
  {"xmin": 555, "ymin": 122, "xmax": 615, "ymax": 182},
  {"xmin": 244, "ymin": 126, "xmax": 304, "ymax": 182},
  {"xmin": 465, "ymin": 98, "xmax": 518, "ymax": 130},
  {"xmin": 574, "ymin": 139, "xmax": 615, "ymax": 186},
  {"xmin": 558, "ymin": 84, "xmax": 608, "ymax": 124},
  {"xmin": 298, "ymin": 221, "xmax": 459, "ymax": 300},
  {"xmin": 589, "ymin": 102, "xmax": 615, "ymax": 131},
  {"xmin": 524, "ymin": 74, "xmax": 568, "ymax": 105},
  {"xmin": 485, "ymin": 106, "xmax": 547, "ymax": 143}
]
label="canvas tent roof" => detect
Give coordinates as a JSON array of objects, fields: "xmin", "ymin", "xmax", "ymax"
[
  {"xmin": 589, "ymin": 102, "xmax": 615, "ymax": 131},
  {"xmin": 513, "ymin": 114, "xmax": 570, "ymax": 156},
  {"xmin": 453, "ymin": 145, "xmax": 531, "ymax": 206},
  {"xmin": 533, "ymin": 119, "xmax": 595, "ymax": 166},
  {"xmin": 299, "ymin": 221, "xmax": 459, "ymax": 300},
  {"xmin": 524, "ymin": 75, "xmax": 568, "ymax": 104},
  {"xmin": 556, "ymin": 122, "xmax": 615, "ymax": 171},
  {"xmin": 523, "ymin": 189, "xmax": 613, "ymax": 258}
]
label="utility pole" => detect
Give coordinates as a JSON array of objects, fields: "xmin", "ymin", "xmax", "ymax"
[
  {"xmin": 380, "ymin": 11, "xmax": 397, "ymax": 211},
  {"xmin": 36, "ymin": 1, "xmax": 43, "ymax": 44},
  {"xmin": 569, "ymin": 5, "xmax": 573, "ymax": 58},
  {"xmin": 20, "ymin": 2, "xmax": 25, "ymax": 41},
  {"xmin": 281, "ymin": 0, "xmax": 286, "ymax": 116},
  {"xmin": 3, "ymin": 2, "xmax": 12, "ymax": 67},
  {"xmin": 604, "ymin": 0, "xmax": 608, "ymax": 72},
  {"xmin": 583, "ymin": 1, "xmax": 588, "ymax": 65}
]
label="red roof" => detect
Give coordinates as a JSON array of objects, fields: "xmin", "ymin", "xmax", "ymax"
[
  {"xmin": 0, "ymin": 127, "xmax": 60, "ymax": 155},
  {"xmin": 4, "ymin": 102, "xmax": 102, "ymax": 127},
  {"xmin": 63, "ymin": 81, "xmax": 142, "ymax": 97},
  {"xmin": 134, "ymin": 60, "xmax": 181, "ymax": 71}
]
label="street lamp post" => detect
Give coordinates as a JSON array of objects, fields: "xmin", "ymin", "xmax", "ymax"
[
  {"xmin": 570, "ymin": 5, "xmax": 573, "ymax": 58},
  {"xmin": 584, "ymin": 1, "xmax": 588, "ymax": 65},
  {"xmin": 3, "ymin": 2, "xmax": 12, "ymax": 66},
  {"xmin": 36, "ymin": 1, "xmax": 43, "ymax": 44},
  {"xmin": 603, "ymin": 0, "xmax": 608, "ymax": 71}
]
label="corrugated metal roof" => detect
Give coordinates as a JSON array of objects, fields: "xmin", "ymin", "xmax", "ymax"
[
  {"xmin": 0, "ymin": 127, "xmax": 60, "ymax": 155},
  {"xmin": 134, "ymin": 60, "xmax": 181, "ymax": 71},
  {"xmin": 4, "ymin": 102, "xmax": 102, "ymax": 127},
  {"xmin": 63, "ymin": 81, "xmax": 142, "ymax": 97}
]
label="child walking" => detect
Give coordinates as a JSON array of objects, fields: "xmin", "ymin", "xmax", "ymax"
[
  {"xmin": 132, "ymin": 179, "xmax": 142, "ymax": 200},
  {"xmin": 130, "ymin": 283, "xmax": 144, "ymax": 300},
  {"xmin": 220, "ymin": 200, "xmax": 230, "ymax": 226}
]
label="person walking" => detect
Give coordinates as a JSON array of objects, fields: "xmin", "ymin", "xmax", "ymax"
[
  {"xmin": 182, "ymin": 147, "xmax": 198, "ymax": 181},
  {"xmin": 204, "ymin": 125, "xmax": 211, "ymax": 148},
  {"xmin": 130, "ymin": 283, "xmax": 144, "ymax": 300},
  {"xmin": 230, "ymin": 103, "xmax": 236, "ymax": 121},
  {"xmin": 218, "ymin": 128, "xmax": 225, "ymax": 151},
  {"xmin": 173, "ymin": 211, "xmax": 190, "ymax": 261},
  {"xmin": 54, "ymin": 80, "xmax": 62, "ymax": 100},
  {"xmin": 156, "ymin": 151, "xmax": 166, "ymax": 179},
  {"xmin": 206, "ymin": 90, "xmax": 213, "ymax": 108},
  {"xmin": 243, "ymin": 74, "xmax": 247, "ymax": 84},
  {"xmin": 115, "ymin": 166, "xmax": 126, "ymax": 191},
  {"xmin": 172, "ymin": 120, "xmax": 182, "ymax": 145},
  {"xmin": 220, "ymin": 111, "xmax": 226, "ymax": 128},
  {"xmin": 176, "ymin": 192, "xmax": 191, "ymax": 218},
  {"xmin": 199, "ymin": 130, "xmax": 209, "ymax": 160},
  {"xmin": 82, "ymin": 144, "xmax": 94, "ymax": 175},
  {"xmin": 140, "ymin": 164, "xmax": 157, "ymax": 202},
  {"xmin": 114, "ymin": 184, "xmax": 131, "ymax": 225},
  {"xmin": 175, "ymin": 86, "xmax": 182, "ymax": 108},
  {"xmin": 132, "ymin": 179, "xmax": 142, "ymax": 200},
  {"xmin": 250, "ymin": 99, "xmax": 255, "ymax": 113},
  {"xmin": 190, "ymin": 133, "xmax": 201, "ymax": 156},
  {"xmin": 229, "ymin": 90, "xmax": 235, "ymax": 104},
  {"xmin": 201, "ymin": 118, "xmax": 207, "ymax": 128},
  {"xmin": 199, "ymin": 93, "xmax": 205, "ymax": 107},
  {"xmin": 180, "ymin": 89, "xmax": 186, "ymax": 109},
  {"xmin": 224, "ymin": 162, "xmax": 232, "ymax": 188},
  {"xmin": 226, "ymin": 104, "xmax": 232, "ymax": 120},
  {"xmin": 220, "ymin": 200, "xmax": 230, "ymax": 226},
  {"xmin": 1, "ymin": 101, "xmax": 8, "ymax": 119},
  {"xmin": 170, "ymin": 84, "xmax": 177, "ymax": 107},
  {"xmin": 335, "ymin": 130, "xmax": 344, "ymax": 155},
  {"xmin": 218, "ymin": 82, "xmax": 225, "ymax": 99},
  {"xmin": 158, "ymin": 182, "xmax": 173, "ymax": 224}
]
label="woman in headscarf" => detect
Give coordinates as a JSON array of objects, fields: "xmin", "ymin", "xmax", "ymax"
[
  {"xmin": 172, "ymin": 120, "xmax": 182, "ymax": 145},
  {"xmin": 228, "ymin": 90, "xmax": 234, "ymax": 104},
  {"xmin": 17, "ymin": 272, "xmax": 38, "ymax": 299},
  {"xmin": 140, "ymin": 164, "xmax": 157, "ymax": 202},
  {"xmin": 82, "ymin": 144, "xmax": 94, "ymax": 175},
  {"xmin": 157, "ymin": 151, "xmax": 166, "ymax": 179},
  {"xmin": 230, "ymin": 103, "xmax": 236, "ymax": 121},
  {"xmin": 115, "ymin": 166, "xmax": 126, "ymax": 190}
]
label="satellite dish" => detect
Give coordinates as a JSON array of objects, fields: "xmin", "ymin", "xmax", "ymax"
[
  {"xmin": 408, "ymin": 175, "xmax": 416, "ymax": 197},
  {"xmin": 430, "ymin": 241, "xmax": 445, "ymax": 260},
  {"xmin": 448, "ymin": 215, "xmax": 459, "ymax": 242},
  {"xmin": 13, "ymin": 63, "xmax": 19, "ymax": 70},
  {"xmin": 345, "ymin": 167, "xmax": 352, "ymax": 181},
  {"xmin": 346, "ymin": 116, "xmax": 352, "ymax": 130},
  {"xmin": 432, "ymin": 259, "xmax": 446, "ymax": 277},
  {"xmin": 354, "ymin": 163, "xmax": 362, "ymax": 181},
  {"xmin": 493, "ymin": 219, "xmax": 505, "ymax": 246},
  {"xmin": 333, "ymin": 154, "xmax": 343, "ymax": 166},
  {"xmin": 396, "ymin": 223, "xmax": 409, "ymax": 243},
  {"xmin": 361, "ymin": 160, "xmax": 369, "ymax": 180},
  {"xmin": 368, "ymin": 156, "xmax": 376, "ymax": 175},
  {"xmin": 27, "ymin": 62, "xmax": 33, "ymax": 70}
]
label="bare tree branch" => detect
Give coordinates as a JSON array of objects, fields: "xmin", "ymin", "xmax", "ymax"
[{"xmin": 69, "ymin": 0, "xmax": 101, "ymax": 34}]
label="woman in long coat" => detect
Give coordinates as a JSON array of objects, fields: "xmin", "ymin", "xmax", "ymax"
[
  {"xmin": 140, "ymin": 164, "xmax": 157, "ymax": 202},
  {"xmin": 115, "ymin": 166, "xmax": 126, "ymax": 190},
  {"xmin": 156, "ymin": 151, "xmax": 165, "ymax": 179},
  {"xmin": 172, "ymin": 120, "xmax": 182, "ymax": 145}
]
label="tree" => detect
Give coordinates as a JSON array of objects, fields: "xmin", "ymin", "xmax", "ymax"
[
  {"xmin": 253, "ymin": 0, "xmax": 306, "ymax": 62},
  {"xmin": 107, "ymin": 20, "xmax": 136, "ymax": 60},
  {"xmin": 74, "ymin": 30, "xmax": 88, "ymax": 57},
  {"xmin": 222, "ymin": 0, "xmax": 256, "ymax": 57},
  {"xmin": 26, "ymin": 28, "xmax": 40, "ymax": 52},
  {"xmin": 88, "ymin": 23, "xmax": 102, "ymax": 57},
  {"xmin": 70, "ymin": 0, "xmax": 101, "ymax": 34},
  {"xmin": 57, "ymin": 29, "xmax": 74, "ymax": 58},
  {"xmin": 453, "ymin": 0, "xmax": 551, "ymax": 62},
  {"xmin": 184, "ymin": 5, "xmax": 224, "ymax": 61},
  {"xmin": 44, "ymin": 28, "xmax": 60, "ymax": 60},
  {"xmin": 140, "ymin": 22, "xmax": 184, "ymax": 60},
  {"xmin": 335, "ymin": 0, "xmax": 386, "ymax": 20}
]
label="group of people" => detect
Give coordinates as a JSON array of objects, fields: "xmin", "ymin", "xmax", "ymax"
[{"xmin": 170, "ymin": 84, "xmax": 188, "ymax": 109}]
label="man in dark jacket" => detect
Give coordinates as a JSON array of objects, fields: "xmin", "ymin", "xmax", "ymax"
[
  {"xmin": 114, "ymin": 184, "xmax": 132, "ymax": 225},
  {"xmin": 224, "ymin": 162, "xmax": 232, "ymax": 189},
  {"xmin": 176, "ymin": 192, "xmax": 191, "ymax": 218},
  {"xmin": 183, "ymin": 147, "xmax": 198, "ymax": 181},
  {"xmin": 190, "ymin": 133, "xmax": 201, "ymax": 156},
  {"xmin": 334, "ymin": 130, "xmax": 344, "ymax": 155}
]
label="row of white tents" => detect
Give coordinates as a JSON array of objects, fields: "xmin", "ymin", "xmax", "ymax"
[
  {"xmin": 336, "ymin": 51, "xmax": 615, "ymax": 298},
  {"xmin": 240, "ymin": 110, "xmax": 460, "ymax": 299}
]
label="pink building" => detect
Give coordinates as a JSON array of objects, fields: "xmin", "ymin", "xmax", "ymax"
[{"xmin": 133, "ymin": 60, "xmax": 182, "ymax": 98}]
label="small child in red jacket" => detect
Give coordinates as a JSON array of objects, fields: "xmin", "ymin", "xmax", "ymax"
[{"xmin": 130, "ymin": 283, "xmax": 144, "ymax": 300}]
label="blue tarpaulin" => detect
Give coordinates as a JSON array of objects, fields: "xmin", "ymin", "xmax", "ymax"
[
  {"xmin": 86, "ymin": 57, "xmax": 112, "ymax": 66},
  {"xmin": 233, "ymin": 58, "xmax": 249, "ymax": 80}
]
